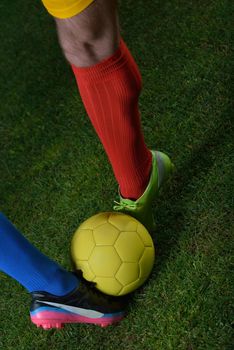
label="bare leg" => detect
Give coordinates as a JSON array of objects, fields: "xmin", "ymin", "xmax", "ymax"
[{"xmin": 55, "ymin": 0, "xmax": 120, "ymax": 67}]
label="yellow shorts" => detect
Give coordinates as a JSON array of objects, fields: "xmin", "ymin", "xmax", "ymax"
[{"xmin": 41, "ymin": 0, "xmax": 95, "ymax": 19}]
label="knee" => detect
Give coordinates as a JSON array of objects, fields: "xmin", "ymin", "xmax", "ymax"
[
  {"xmin": 55, "ymin": 6, "xmax": 120, "ymax": 67},
  {"xmin": 58, "ymin": 27, "xmax": 118, "ymax": 67}
]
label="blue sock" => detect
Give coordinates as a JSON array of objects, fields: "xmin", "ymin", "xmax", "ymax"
[{"xmin": 0, "ymin": 212, "xmax": 78, "ymax": 296}]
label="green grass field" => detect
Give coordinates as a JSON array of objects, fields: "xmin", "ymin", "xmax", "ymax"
[{"xmin": 0, "ymin": 0, "xmax": 233, "ymax": 349}]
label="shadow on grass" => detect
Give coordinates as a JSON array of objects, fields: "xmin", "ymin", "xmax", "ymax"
[{"xmin": 150, "ymin": 104, "xmax": 231, "ymax": 276}]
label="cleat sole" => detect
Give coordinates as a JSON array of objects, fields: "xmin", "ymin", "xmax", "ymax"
[
  {"xmin": 31, "ymin": 312, "xmax": 123, "ymax": 330},
  {"xmin": 36, "ymin": 322, "xmax": 64, "ymax": 330},
  {"xmin": 33, "ymin": 320, "xmax": 119, "ymax": 329}
]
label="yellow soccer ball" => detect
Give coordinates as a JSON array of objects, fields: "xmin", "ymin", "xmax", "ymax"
[{"xmin": 71, "ymin": 212, "xmax": 155, "ymax": 296}]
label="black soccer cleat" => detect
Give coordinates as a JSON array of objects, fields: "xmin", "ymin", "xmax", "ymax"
[{"xmin": 30, "ymin": 277, "xmax": 126, "ymax": 330}]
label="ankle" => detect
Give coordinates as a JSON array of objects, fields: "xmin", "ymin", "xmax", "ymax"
[{"xmin": 120, "ymin": 162, "xmax": 152, "ymax": 201}]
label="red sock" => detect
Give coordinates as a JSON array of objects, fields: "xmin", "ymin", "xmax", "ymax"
[{"xmin": 72, "ymin": 39, "xmax": 152, "ymax": 200}]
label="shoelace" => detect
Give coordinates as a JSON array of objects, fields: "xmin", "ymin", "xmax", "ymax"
[{"xmin": 113, "ymin": 200, "xmax": 139, "ymax": 211}]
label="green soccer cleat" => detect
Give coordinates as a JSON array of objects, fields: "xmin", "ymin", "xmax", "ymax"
[{"xmin": 113, "ymin": 150, "xmax": 174, "ymax": 232}]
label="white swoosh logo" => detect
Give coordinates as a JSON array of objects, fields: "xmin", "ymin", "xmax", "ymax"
[{"xmin": 37, "ymin": 301, "xmax": 104, "ymax": 319}]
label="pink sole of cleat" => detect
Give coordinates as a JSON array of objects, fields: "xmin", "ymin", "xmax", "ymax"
[
  {"xmin": 100, "ymin": 323, "xmax": 110, "ymax": 328},
  {"xmin": 36, "ymin": 322, "xmax": 64, "ymax": 330},
  {"xmin": 34, "ymin": 321, "xmax": 116, "ymax": 329},
  {"xmin": 31, "ymin": 313, "xmax": 124, "ymax": 330}
]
